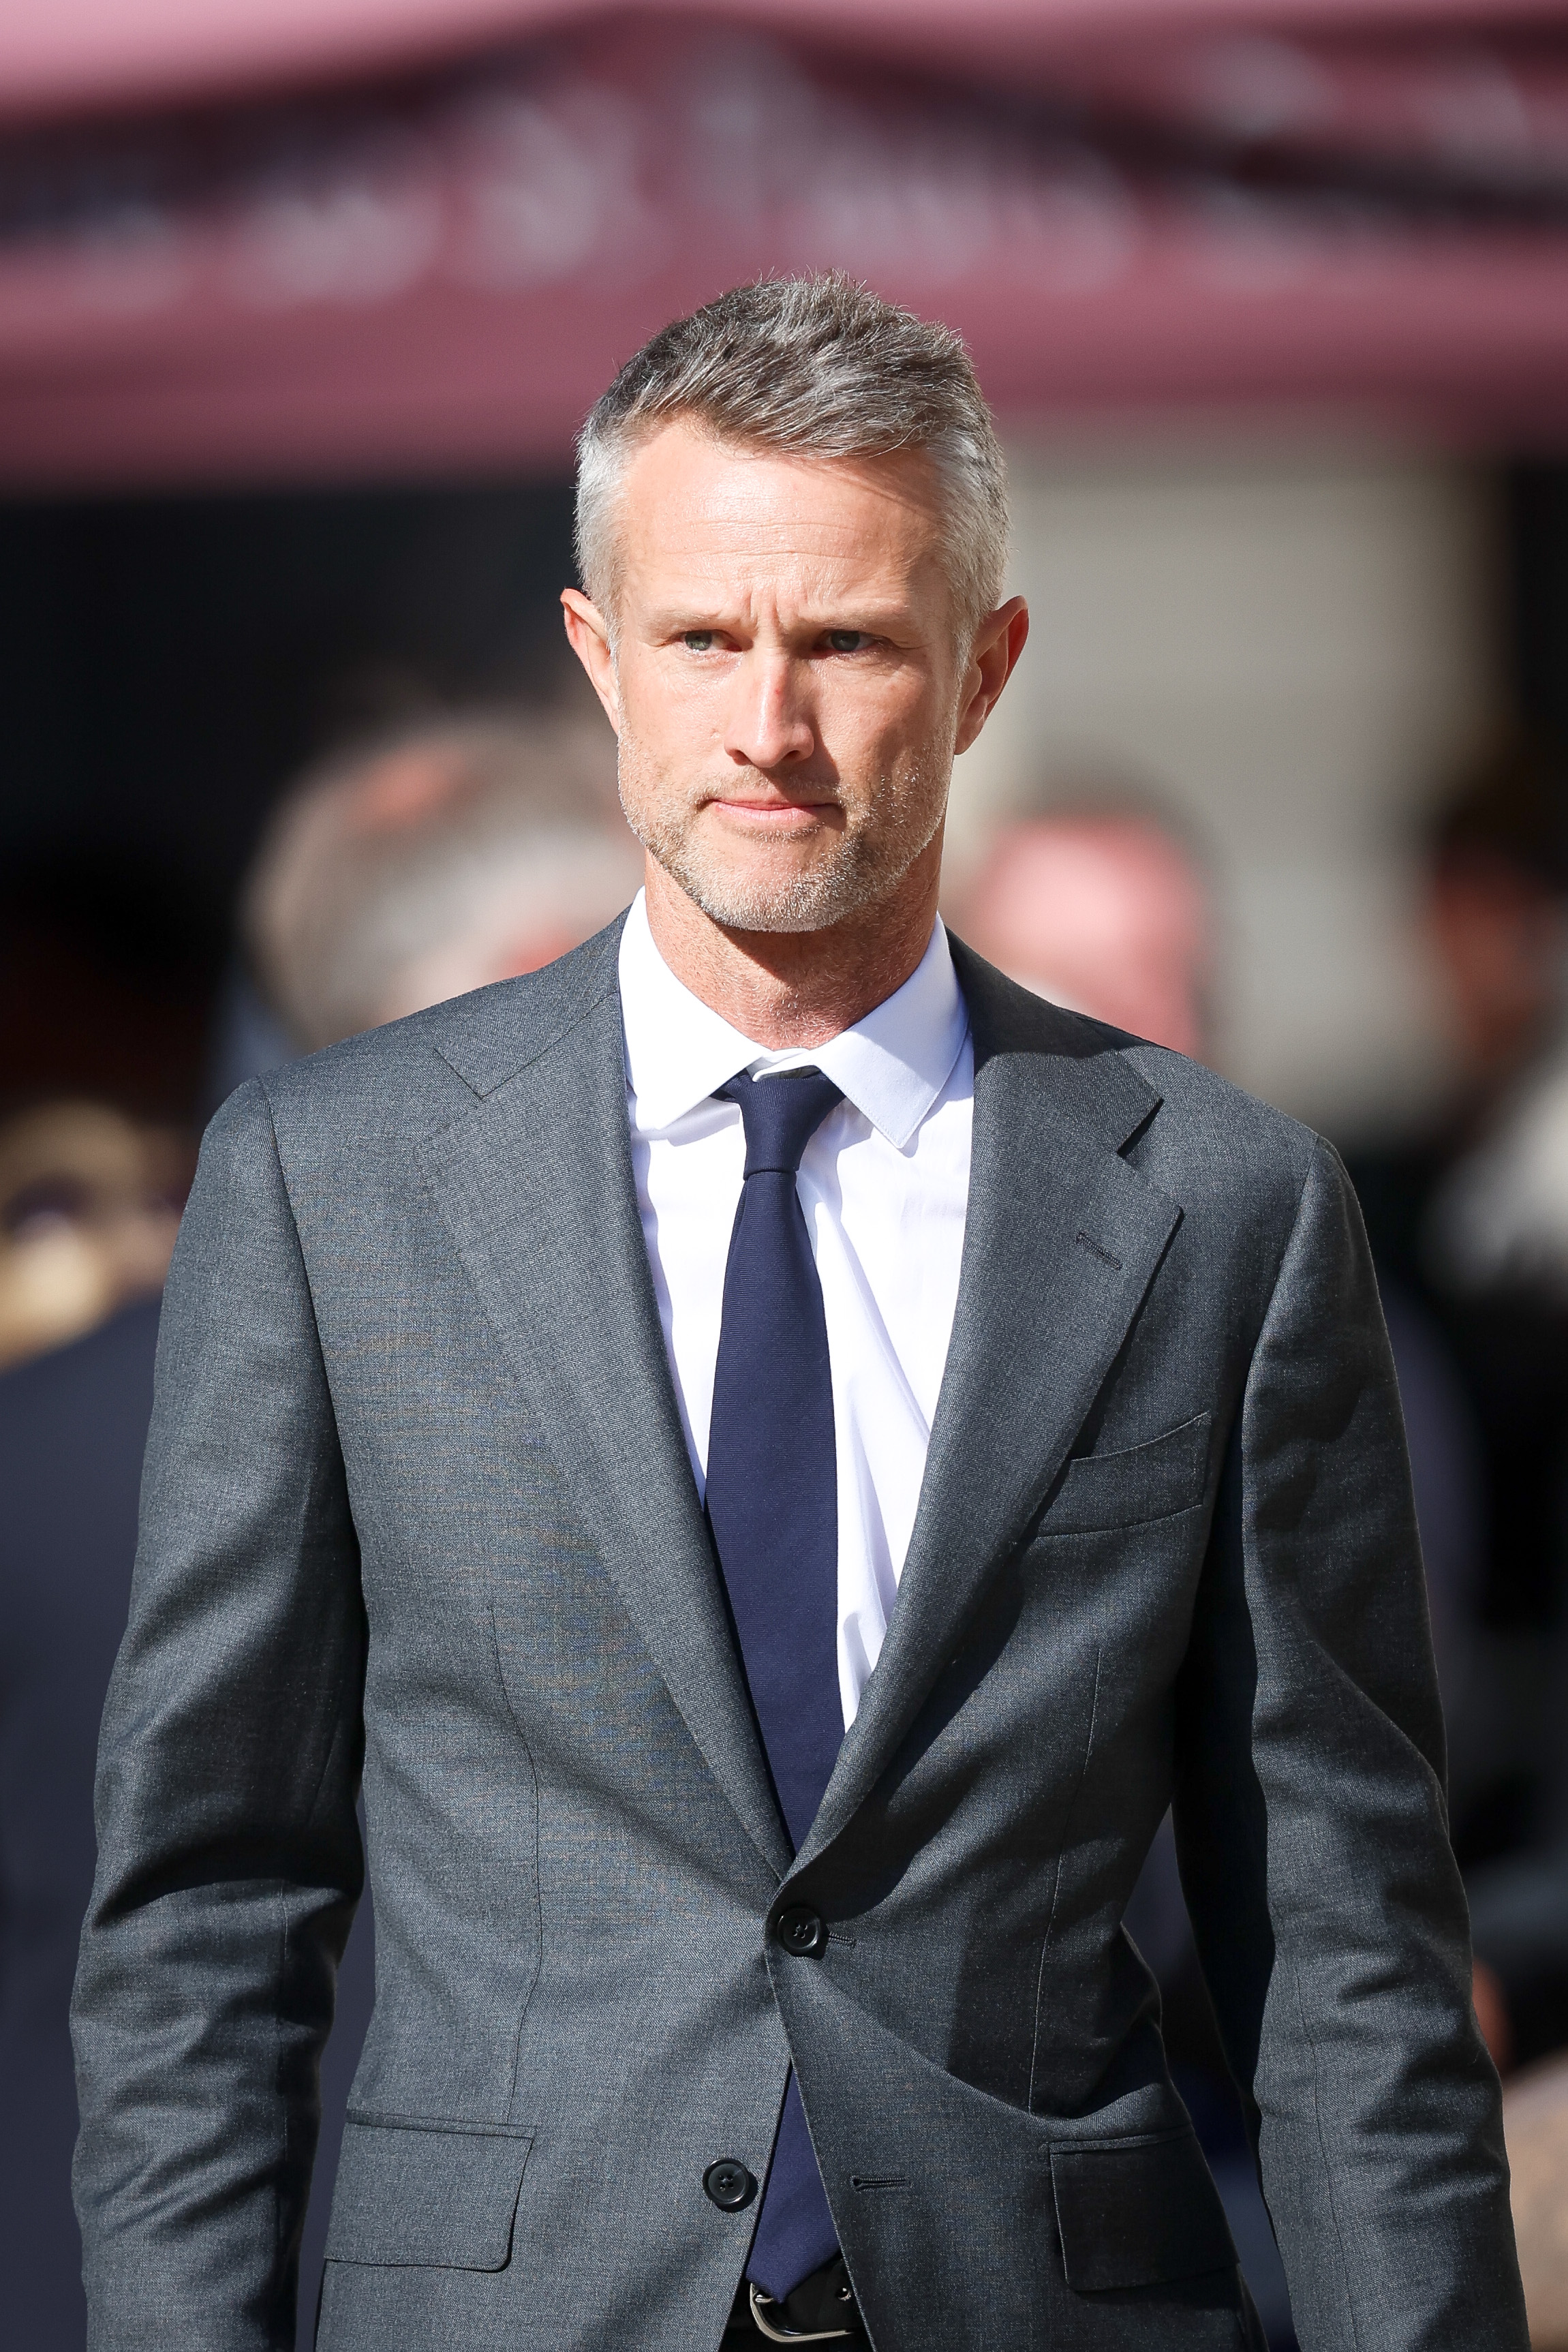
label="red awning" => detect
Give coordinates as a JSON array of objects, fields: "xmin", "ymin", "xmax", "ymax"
[
  {"xmin": 5, "ymin": 1, "xmax": 1565, "ymax": 123},
  {"xmin": 1, "ymin": 5, "xmax": 1565, "ymax": 485}
]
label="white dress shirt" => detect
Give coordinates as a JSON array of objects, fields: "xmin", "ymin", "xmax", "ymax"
[{"xmin": 618, "ymin": 890, "xmax": 973, "ymax": 1731}]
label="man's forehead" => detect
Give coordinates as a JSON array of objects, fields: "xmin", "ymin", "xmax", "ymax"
[
  {"xmin": 620, "ymin": 422, "xmax": 942, "ymax": 547},
  {"xmin": 615, "ymin": 421, "xmax": 948, "ymax": 608}
]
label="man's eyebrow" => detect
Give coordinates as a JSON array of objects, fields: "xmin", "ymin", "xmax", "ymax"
[
  {"xmin": 645, "ymin": 604, "xmax": 917, "ymax": 637},
  {"xmin": 645, "ymin": 608, "xmax": 741, "ymax": 632}
]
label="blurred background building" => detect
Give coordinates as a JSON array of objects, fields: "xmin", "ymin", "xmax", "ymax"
[{"xmin": 3, "ymin": 1, "xmax": 1568, "ymax": 2347}]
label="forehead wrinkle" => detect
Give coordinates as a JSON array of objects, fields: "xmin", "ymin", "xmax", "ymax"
[
  {"xmin": 637, "ymin": 530, "xmax": 929, "ymax": 615},
  {"xmin": 644, "ymin": 569, "xmax": 923, "ymax": 638},
  {"xmin": 619, "ymin": 427, "xmax": 943, "ymax": 558},
  {"xmin": 639, "ymin": 513, "xmax": 948, "ymax": 596},
  {"xmin": 634, "ymin": 509, "xmax": 934, "ymax": 585},
  {"xmin": 663, "ymin": 523, "xmax": 908, "ymax": 566}
]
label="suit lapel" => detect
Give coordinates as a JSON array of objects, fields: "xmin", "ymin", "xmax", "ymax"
[
  {"xmin": 416, "ymin": 943, "xmax": 791, "ymax": 1882},
  {"xmin": 797, "ymin": 952, "xmax": 1182, "ymax": 1870}
]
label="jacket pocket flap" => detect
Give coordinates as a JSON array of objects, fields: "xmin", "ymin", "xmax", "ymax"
[
  {"xmin": 1051, "ymin": 2128, "xmax": 1237, "ymax": 2292},
  {"xmin": 1044, "ymin": 1414, "xmax": 1212, "ymax": 1538},
  {"xmin": 325, "ymin": 2113, "xmax": 534, "ymax": 2271}
]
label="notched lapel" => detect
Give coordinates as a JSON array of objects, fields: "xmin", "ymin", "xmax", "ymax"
[
  {"xmin": 416, "ymin": 973, "xmax": 791, "ymax": 1884},
  {"xmin": 799, "ymin": 960, "xmax": 1182, "ymax": 1867}
]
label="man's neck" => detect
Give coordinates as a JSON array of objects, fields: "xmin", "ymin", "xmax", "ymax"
[{"xmin": 641, "ymin": 840, "xmax": 944, "ymax": 1049}]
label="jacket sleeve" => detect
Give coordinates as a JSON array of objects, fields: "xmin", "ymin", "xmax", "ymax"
[
  {"xmin": 1172, "ymin": 1136, "xmax": 1526, "ymax": 2352},
  {"xmin": 71, "ymin": 1080, "xmax": 366, "ymax": 2352}
]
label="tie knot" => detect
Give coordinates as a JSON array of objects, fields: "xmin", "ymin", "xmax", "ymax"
[{"xmin": 718, "ymin": 1068, "xmax": 844, "ymax": 1177}]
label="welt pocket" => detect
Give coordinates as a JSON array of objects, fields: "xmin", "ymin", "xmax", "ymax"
[
  {"xmin": 324, "ymin": 2111, "xmax": 534, "ymax": 2271},
  {"xmin": 1051, "ymin": 2126, "xmax": 1237, "ymax": 2291},
  {"xmin": 1040, "ymin": 1413, "xmax": 1212, "ymax": 1538}
]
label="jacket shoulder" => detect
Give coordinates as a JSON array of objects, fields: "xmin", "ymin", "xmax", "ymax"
[
  {"xmin": 251, "ymin": 917, "xmax": 626, "ymax": 1145},
  {"xmin": 951, "ymin": 934, "xmax": 1321, "ymax": 1214},
  {"xmin": 1120, "ymin": 1031, "xmax": 1319, "ymax": 1185}
]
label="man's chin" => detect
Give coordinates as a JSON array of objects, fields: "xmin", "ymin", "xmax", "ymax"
[{"xmin": 658, "ymin": 846, "xmax": 870, "ymax": 936}]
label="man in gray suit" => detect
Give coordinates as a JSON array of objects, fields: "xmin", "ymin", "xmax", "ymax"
[{"xmin": 73, "ymin": 276, "xmax": 1524, "ymax": 2352}]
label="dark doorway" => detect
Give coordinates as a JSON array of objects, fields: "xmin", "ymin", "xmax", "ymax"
[{"xmin": 0, "ymin": 473, "xmax": 579, "ymax": 1120}]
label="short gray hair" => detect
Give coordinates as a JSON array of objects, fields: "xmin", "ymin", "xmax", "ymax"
[{"xmin": 575, "ymin": 274, "xmax": 1008, "ymax": 637}]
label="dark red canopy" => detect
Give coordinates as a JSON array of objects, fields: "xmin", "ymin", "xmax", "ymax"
[
  {"xmin": 1, "ymin": 2, "xmax": 1565, "ymax": 485},
  {"xmin": 5, "ymin": 0, "xmax": 1565, "ymax": 123}
]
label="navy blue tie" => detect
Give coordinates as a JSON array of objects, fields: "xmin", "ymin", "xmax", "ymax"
[{"xmin": 705, "ymin": 1067, "xmax": 845, "ymax": 2304}]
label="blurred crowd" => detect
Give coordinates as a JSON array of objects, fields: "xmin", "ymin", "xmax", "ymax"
[{"xmin": 7, "ymin": 692, "xmax": 1568, "ymax": 2349}]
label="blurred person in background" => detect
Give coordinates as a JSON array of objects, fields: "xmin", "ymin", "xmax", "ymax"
[
  {"xmin": 0, "ymin": 1295, "xmax": 164, "ymax": 2352},
  {"xmin": 0, "ymin": 1104, "xmax": 185, "ymax": 1373},
  {"xmin": 0, "ymin": 1108, "xmax": 183, "ymax": 2351},
  {"xmin": 1345, "ymin": 736, "xmax": 1568, "ymax": 2349},
  {"xmin": 1, "ymin": 707, "xmax": 640, "ymax": 2350},
  {"xmin": 1349, "ymin": 739, "xmax": 1568, "ymax": 2070},
  {"xmin": 957, "ymin": 795, "xmax": 1214, "ymax": 1058},
  {"xmin": 241, "ymin": 706, "xmax": 641, "ymax": 1058}
]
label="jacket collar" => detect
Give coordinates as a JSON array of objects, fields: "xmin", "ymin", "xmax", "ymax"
[{"xmin": 428, "ymin": 915, "xmax": 626, "ymax": 1102}]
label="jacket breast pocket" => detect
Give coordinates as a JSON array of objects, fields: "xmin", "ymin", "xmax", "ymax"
[
  {"xmin": 1042, "ymin": 1414, "xmax": 1212, "ymax": 1539},
  {"xmin": 1051, "ymin": 2126, "xmax": 1237, "ymax": 2291},
  {"xmin": 324, "ymin": 2112, "xmax": 534, "ymax": 2270}
]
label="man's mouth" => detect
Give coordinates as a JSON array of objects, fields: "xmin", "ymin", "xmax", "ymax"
[{"xmin": 705, "ymin": 794, "xmax": 837, "ymax": 827}]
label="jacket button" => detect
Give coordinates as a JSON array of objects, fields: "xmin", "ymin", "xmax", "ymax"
[
  {"xmin": 776, "ymin": 1904, "xmax": 827, "ymax": 1956},
  {"xmin": 704, "ymin": 2158, "xmax": 757, "ymax": 2211}
]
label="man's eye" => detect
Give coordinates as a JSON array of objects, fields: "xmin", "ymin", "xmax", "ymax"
[
  {"xmin": 825, "ymin": 630, "xmax": 871, "ymax": 654},
  {"xmin": 682, "ymin": 630, "xmax": 716, "ymax": 652}
]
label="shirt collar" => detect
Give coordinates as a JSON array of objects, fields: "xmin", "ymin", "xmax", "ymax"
[{"xmin": 618, "ymin": 889, "xmax": 968, "ymax": 1150}]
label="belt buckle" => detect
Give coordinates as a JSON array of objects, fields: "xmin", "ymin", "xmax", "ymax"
[{"xmin": 748, "ymin": 2282, "xmax": 857, "ymax": 2343}]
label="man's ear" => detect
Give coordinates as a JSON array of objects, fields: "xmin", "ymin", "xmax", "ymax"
[
  {"xmin": 562, "ymin": 589, "xmax": 620, "ymax": 735},
  {"xmin": 954, "ymin": 596, "xmax": 1029, "ymax": 756}
]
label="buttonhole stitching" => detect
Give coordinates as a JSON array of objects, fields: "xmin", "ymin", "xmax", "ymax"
[
  {"xmin": 850, "ymin": 2174, "xmax": 910, "ymax": 2193},
  {"xmin": 1075, "ymin": 1232, "xmax": 1122, "ymax": 1270}
]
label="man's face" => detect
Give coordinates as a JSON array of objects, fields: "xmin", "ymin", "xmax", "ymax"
[{"xmin": 568, "ymin": 420, "xmax": 985, "ymax": 933}]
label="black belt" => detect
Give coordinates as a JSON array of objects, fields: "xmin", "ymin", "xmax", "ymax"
[{"xmin": 726, "ymin": 2255, "xmax": 864, "ymax": 2341}]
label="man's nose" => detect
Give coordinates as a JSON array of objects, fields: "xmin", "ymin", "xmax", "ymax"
[{"xmin": 722, "ymin": 654, "xmax": 816, "ymax": 770}]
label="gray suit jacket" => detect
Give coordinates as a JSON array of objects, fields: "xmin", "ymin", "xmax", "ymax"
[{"xmin": 72, "ymin": 923, "xmax": 1525, "ymax": 2352}]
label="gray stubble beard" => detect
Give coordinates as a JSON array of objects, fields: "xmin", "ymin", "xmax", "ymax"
[{"xmin": 615, "ymin": 727, "xmax": 951, "ymax": 936}]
